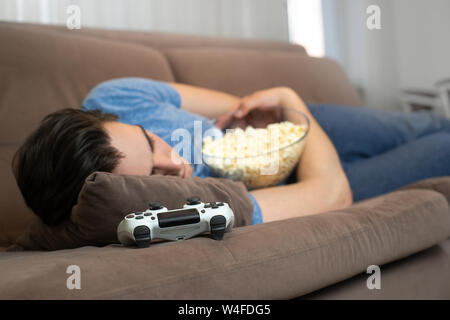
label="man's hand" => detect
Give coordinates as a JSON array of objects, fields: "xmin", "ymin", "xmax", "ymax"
[{"xmin": 215, "ymin": 87, "xmax": 296, "ymax": 129}]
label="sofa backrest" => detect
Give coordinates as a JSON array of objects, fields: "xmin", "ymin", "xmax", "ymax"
[{"xmin": 0, "ymin": 22, "xmax": 361, "ymax": 247}]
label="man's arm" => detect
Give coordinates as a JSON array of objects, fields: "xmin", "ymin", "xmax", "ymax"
[
  {"xmin": 242, "ymin": 87, "xmax": 353, "ymax": 222},
  {"xmin": 167, "ymin": 82, "xmax": 239, "ymax": 119},
  {"xmin": 168, "ymin": 82, "xmax": 353, "ymax": 221}
]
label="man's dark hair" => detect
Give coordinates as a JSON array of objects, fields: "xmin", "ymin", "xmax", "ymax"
[{"xmin": 12, "ymin": 108, "xmax": 124, "ymax": 226}]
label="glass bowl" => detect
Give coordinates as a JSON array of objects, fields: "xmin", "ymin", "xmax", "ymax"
[{"xmin": 202, "ymin": 106, "xmax": 310, "ymax": 190}]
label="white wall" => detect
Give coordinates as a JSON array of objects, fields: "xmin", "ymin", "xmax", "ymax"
[
  {"xmin": 324, "ymin": 0, "xmax": 450, "ymax": 110},
  {"xmin": 0, "ymin": 0, "xmax": 290, "ymax": 41},
  {"xmin": 393, "ymin": 0, "xmax": 450, "ymax": 89}
]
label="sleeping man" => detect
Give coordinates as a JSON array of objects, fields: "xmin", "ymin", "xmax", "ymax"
[{"xmin": 12, "ymin": 78, "xmax": 450, "ymax": 226}]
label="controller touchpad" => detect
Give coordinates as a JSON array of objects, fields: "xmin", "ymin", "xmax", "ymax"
[{"xmin": 157, "ymin": 209, "xmax": 200, "ymax": 228}]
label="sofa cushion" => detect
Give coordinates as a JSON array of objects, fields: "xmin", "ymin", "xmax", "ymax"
[
  {"xmin": 17, "ymin": 22, "xmax": 308, "ymax": 53},
  {"xmin": 9, "ymin": 172, "xmax": 254, "ymax": 251},
  {"xmin": 165, "ymin": 47, "xmax": 363, "ymax": 106},
  {"xmin": 0, "ymin": 22, "xmax": 175, "ymax": 145},
  {"xmin": 1, "ymin": 188, "xmax": 450, "ymax": 299}
]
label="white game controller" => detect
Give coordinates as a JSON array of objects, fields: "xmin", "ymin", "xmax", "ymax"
[{"xmin": 117, "ymin": 197, "xmax": 235, "ymax": 248}]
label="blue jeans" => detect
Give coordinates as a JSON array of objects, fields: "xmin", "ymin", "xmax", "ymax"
[{"xmin": 308, "ymin": 105, "xmax": 450, "ymax": 201}]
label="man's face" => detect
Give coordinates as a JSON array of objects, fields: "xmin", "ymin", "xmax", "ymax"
[{"xmin": 103, "ymin": 121, "xmax": 193, "ymax": 178}]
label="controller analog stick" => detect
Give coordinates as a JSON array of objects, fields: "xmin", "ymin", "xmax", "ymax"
[
  {"xmin": 149, "ymin": 202, "xmax": 164, "ymax": 210},
  {"xmin": 210, "ymin": 215, "xmax": 226, "ymax": 240},
  {"xmin": 133, "ymin": 225, "xmax": 151, "ymax": 248},
  {"xmin": 186, "ymin": 196, "xmax": 201, "ymax": 205}
]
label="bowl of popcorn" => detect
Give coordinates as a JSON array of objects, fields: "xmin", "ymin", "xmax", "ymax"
[{"xmin": 202, "ymin": 106, "xmax": 310, "ymax": 190}]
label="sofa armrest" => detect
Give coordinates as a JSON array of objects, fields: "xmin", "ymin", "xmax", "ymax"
[
  {"xmin": 1, "ymin": 189, "xmax": 449, "ymax": 299},
  {"xmin": 399, "ymin": 176, "xmax": 450, "ymax": 205}
]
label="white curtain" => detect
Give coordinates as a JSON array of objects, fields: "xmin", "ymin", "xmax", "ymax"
[
  {"xmin": 0, "ymin": 0, "xmax": 289, "ymax": 41},
  {"xmin": 321, "ymin": 0, "xmax": 401, "ymax": 110},
  {"xmin": 322, "ymin": 0, "xmax": 450, "ymax": 111}
]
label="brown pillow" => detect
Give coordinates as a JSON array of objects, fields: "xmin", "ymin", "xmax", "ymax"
[{"xmin": 9, "ymin": 172, "xmax": 254, "ymax": 251}]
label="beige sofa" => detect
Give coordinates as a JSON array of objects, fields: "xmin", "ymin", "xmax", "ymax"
[{"xmin": 1, "ymin": 21, "xmax": 450, "ymax": 299}]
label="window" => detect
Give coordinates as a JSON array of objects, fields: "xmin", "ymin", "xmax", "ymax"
[{"xmin": 287, "ymin": 0, "xmax": 325, "ymax": 57}]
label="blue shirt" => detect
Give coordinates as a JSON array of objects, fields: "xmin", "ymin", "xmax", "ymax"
[{"xmin": 82, "ymin": 78, "xmax": 262, "ymax": 224}]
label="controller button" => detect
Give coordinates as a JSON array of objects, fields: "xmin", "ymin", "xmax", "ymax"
[
  {"xmin": 201, "ymin": 210, "xmax": 205, "ymax": 213},
  {"xmin": 149, "ymin": 202, "xmax": 164, "ymax": 210},
  {"xmin": 135, "ymin": 216, "xmax": 144, "ymax": 220},
  {"xmin": 144, "ymin": 213, "xmax": 152, "ymax": 216},
  {"xmin": 212, "ymin": 205, "xmax": 219, "ymax": 209},
  {"xmin": 126, "ymin": 214, "xmax": 134, "ymax": 219},
  {"xmin": 135, "ymin": 212, "xmax": 143, "ymax": 215},
  {"xmin": 151, "ymin": 217, "xmax": 156, "ymax": 220},
  {"xmin": 187, "ymin": 196, "xmax": 201, "ymax": 205},
  {"xmin": 218, "ymin": 203, "xmax": 224, "ymax": 206},
  {"xmin": 205, "ymin": 204, "xmax": 211, "ymax": 208}
]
